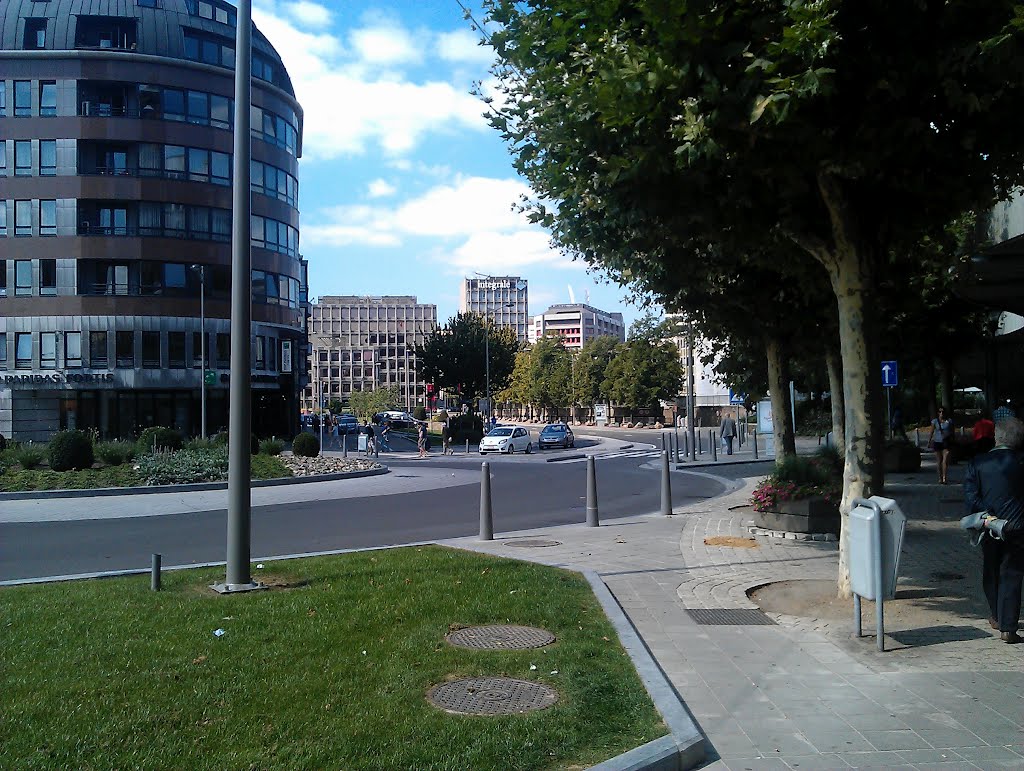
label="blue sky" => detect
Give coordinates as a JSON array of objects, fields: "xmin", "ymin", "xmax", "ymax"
[{"xmin": 252, "ymin": 0, "xmax": 649, "ymax": 327}]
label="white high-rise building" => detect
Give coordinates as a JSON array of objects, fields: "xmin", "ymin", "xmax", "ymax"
[
  {"xmin": 529, "ymin": 303, "xmax": 625, "ymax": 350},
  {"xmin": 460, "ymin": 276, "xmax": 530, "ymax": 342}
]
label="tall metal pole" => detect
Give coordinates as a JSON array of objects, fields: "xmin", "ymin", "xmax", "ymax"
[
  {"xmin": 199, "ymin": 266, "xmax": 206, "ymax": 439},
  {"xmin": 214, "ymin": 0, "xmax": 257, "ymax": 593},
  {"xmin": 484, "ymin": 319, "xmax": 490, "ymax": 419},
  {"xmin": 686, "ymin": 325, "xmax": 697, "ymax": 462}
]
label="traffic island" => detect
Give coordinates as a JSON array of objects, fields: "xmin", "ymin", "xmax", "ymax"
[{"xmin": 0, "ymin": 546, "xmax": 667, "ymax": 770}]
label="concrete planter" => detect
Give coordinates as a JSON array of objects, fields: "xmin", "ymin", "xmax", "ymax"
[{"xmin": 753, "ymin": 496, "xmax": 840, "ymax": 535}]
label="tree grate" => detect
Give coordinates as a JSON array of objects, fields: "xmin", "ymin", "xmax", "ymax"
[
  {"xmin": 446, "ymin": 624, "xmax": 555, "ymax": 650},
  {"xmin": 686, "ymin": 608, "xmax": 776, "ymax": 625},
  {"xmin": 502, "ymin": 539, "xmax": 562, "ymax": 548},
  {"xmin": 427, "ymin": 677, "xmax": 558, "ymax": 715}
]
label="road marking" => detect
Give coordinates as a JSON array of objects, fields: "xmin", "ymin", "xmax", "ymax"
[{"xmin": 558, "ymin": 450, "xmax": 663, "ymax": 464}]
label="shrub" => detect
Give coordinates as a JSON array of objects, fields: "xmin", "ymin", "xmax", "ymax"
[
  {"xmin": 134, "ymin": 448, "xmax": 229, "ymax": 486},
  {"xmin": 183, "ymin": 437, "xmax": 217, "ymax": 452},
  {"xmin": 813, "ymin": 444, "xmax": 844, "ymax": 477},
  {"xmin": 136, "ymin": 426, "xmax": 183, "ymax": 454},
  {"xmin": 46, "ymin": 431, "xmax": 95, "ymax": 472},
  {"xmin": 14, "ymin": 445, "xmax": 45, "ymax": 470},
  {"xmin": 750, "ymin": 453, "xmax": 842, "ymax": 512},
  {"xmin": 95, "ymin": 440, "xmax": 137, "ymax": 466},
  {"xmin": 0, "ymin": 434, "xmax": 6, "ymax": 451},
  {"xmin": 291, "ymin": 432, "xmax": 320, "ymax": 457},
  {"xmin": 209, "ymin": 431, "xmax": 259, "ymax": 454},
  {"xmin": 412, "ymin": 406, "xmax": 427, "ymax": 421},
  {"xmin": 259, "ymin": 438, "xmax": 284, "ymax": 455}
]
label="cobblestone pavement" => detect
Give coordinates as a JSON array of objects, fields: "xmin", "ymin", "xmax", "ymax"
[{"xmin": 446, "ymin": 457, "xmax": 1024, "ymax": 770}]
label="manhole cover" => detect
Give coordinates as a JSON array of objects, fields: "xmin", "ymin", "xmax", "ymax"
[
  {"xmin": 502, "ymin": 539, "xmax": 562, "ymax": 548},
  {"xmin": 427, "ymin": 677, "xmax": 558, "ymax": 715},
  {"xmin": 686, "ymin": 608, "xmax": 776, "ymax": 625},
  {"xmin": 930, "ymin": 571, "xmax": 965, "ymax": 581},
  {"xmin": 446, "ymin": 625, "xmax": 555, "ymax": 650}
]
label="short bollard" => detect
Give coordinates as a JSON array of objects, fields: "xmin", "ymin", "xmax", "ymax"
[
  {"xmin": 479, "ymin": 462, "xmax": 493, "ymax": 540},
  {"xmin": 915, "ymin": 428, "xmax": 920, "ymax": 448},
  {"xmin": 661, "ymin": 433, "xmax": 668, "ymax": 455},
  {"xmin": 673, "ymin": 426, "xmax": 681, "ymax": 462},
  {"xmin": 151, "ymin": 553, "xmax": 161, "ymax": 592},
  {"xmin": 466, "ymin": 439, "xmax": 470, "ymax": 455},
  {"xmin": 586, "ymin": 455, "xmax": 599, "ymax": 527},
  {"xmin": 698, "ymin": 432, "xmax": 703, "ymax": 455},
  {"xmin": 660, "ymin": 451, "xmax": 672, "ymax": 516},
  {"xmin": 711, "ymin": 429, "xmax": 718, "ymax": 461},
  {"xmin": 753, "ymin": 429, "xmax": 759, "ymax": 459},
  {"xmin": 342, "ymin": 434, "xmax": 348, "ymax": 458}
]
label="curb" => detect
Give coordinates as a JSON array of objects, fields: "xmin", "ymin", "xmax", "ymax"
[
  {"xmin": 582, "ymin": 569, "xmax": 705, "ymax": 770},
  {"xmin": 0, "ymin": 465, "xmax": 389, "ymax": 501},
  {"xmin": 545, "ymin": 453, "xmax": 586, "ymax": 463}
]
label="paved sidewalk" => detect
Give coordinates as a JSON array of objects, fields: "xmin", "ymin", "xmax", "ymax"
[{"xmin": 446, "ymin": 459, "xmax": 1024, "ymax": 770}]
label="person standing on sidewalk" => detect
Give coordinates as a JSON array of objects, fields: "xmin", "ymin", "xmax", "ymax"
[
  {"xmin": 441, "ymin": 421, "xmax": 453, "ymax": 455},
  {"xmin": 720, "ymin": 410, "xmax": 738, "ymax": 455},
  {"xmin": 417, "ymin": 421, "xmax": 429, "ymax": 458},
  {"xmin": 363, "ymin": 421, "xmax": 376, "ymax": 456},
  {"xmin": 929, "ymin": 406, "xmax": 954, "ymax": 484},
  {"xmin": 964, "ymin": 416, "xmax": 1024, "ymax": 644}
]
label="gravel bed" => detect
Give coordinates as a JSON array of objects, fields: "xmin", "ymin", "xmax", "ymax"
[{"xmin": 281, "ymin": 455, "xmax": 383, "ymax": 476}]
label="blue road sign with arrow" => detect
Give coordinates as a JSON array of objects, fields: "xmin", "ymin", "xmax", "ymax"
[{"xmin": 881, "ymin": 360, "xmax": 898, "ymax": 388}]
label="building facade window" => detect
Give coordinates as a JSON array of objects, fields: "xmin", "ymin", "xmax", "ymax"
[
  {"xmin": 0, "ymin": 141, "xmax": 6, "ymax": 175},
  {"xmin": 0, "ymin": 334, "xmax": 7, "ymax": 366},
  {"xmin": 39, "ymin": 200, "xmax": 56, "ymax": 236},
  {"xmin": 0, "ymin": 82, "xmax": 6, "ymax": 115},
  {"xmin": 14, "ymin": 81, "xmax": 31, "ymax": 116},
  {"xmin": 65, "ymin": 332, "xmax": 82, "ymax": 367},
  {"xmin": 0, "ymin": 259, "xmax": 5, "ymax": 294},
  {"xmin": 15, "ymin": 141, "xmax": 31, "ymax": 176},
  {"xmin": 141, "ymin": 331, "xmax": 160, "ymax": 367},
  {"xmin": 115, "ymin": 331, "xmax": 134, "ymax": 368},
  {"xmin": 0, "ymin": 205, "xmax": 6, "ymax": 237},
  {"xmin": 15, "ymin": 260, "xmax": 32, "ymax": 295},
  {"xmin": 39, "ymin": 81, "xmax": 57, "ymax": 115},
  {"xmin": 40, "ymin": 140, "xmax": 56, "ymax": 175},
  {"xmin": 14, "ymin": 201, "xmax": 31, "ymax": 236},
  {"xmin": 90, "ymin": 331, "xmax": 108, "ymax": 368},
  {"xmin": 15, "ymin": 333, "xmax": 32, "ymax": 368},
  {"xmin": 41, "ymin": 332, "xmax": 57, "ymax": 368},
  {"xmin": 216, "ymin": 333, "xmax": 229, "ymax": 368},
  {"xmin": 255, "ymin": 336, "xmax": 265, "ymax": 369},
  {"xmin": 39, "ymin": 258, "xmax": 56, "ymax": 295},
  {"xmin": 168, "ymin": 332, "xmax": 186, "ymax": 368}
]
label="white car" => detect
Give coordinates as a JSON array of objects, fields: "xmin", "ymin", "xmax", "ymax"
[{"xmin": 479, "ymin": 426, "xmax": 532, "ymax": 454}]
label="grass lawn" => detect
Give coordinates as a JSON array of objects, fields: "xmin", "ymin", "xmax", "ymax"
[
  {"xmin": 1, "ymin": 547, "xmax": 666, "ymax": 770},
  {"xmin": 0, "ymin": 454, "xmax": 291, "ymax": 492}
]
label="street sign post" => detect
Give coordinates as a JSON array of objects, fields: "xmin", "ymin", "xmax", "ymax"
[
  {"xmin": 881, "ymin": 360, "xmax": 898, "ymax": 438},
  {"xmin": 728, "ymin": 389, "xmax": 747, "ymax": 405},
  {"xmin": 881, "ymin": 360, "xmax": 898, "ymax": 388},
  {"xmin": 204, "ymin": 370, "xmax": 217, "ymax": 386}
]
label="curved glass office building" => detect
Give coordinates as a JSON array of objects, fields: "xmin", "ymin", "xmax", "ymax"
[{"xmin": 0, "ymin": 0, "xmax": 306, "ymax": 441}]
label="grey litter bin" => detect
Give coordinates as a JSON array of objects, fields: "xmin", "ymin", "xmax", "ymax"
[
  {"xmin": 357, "ymin": 434, "xmax": 367, "ymax": 452},
  {"xmin": 850, "ymin": 496, "xmax": 907, "ymax": 651}
]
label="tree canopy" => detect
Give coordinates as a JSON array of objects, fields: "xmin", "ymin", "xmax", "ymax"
[
  {"xmin": 484, "ymin": 0, "xmax": 1024, "ymax": 593},
  {"xmin": 415, "ymin": 312, "xmax": 519, "ymax": 400}
]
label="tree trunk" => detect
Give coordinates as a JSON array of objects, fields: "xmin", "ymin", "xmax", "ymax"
[
  {"xmin": 764, "ymin": 336, "xmax": 797, "ymax": 463},
  {"xmin": 828, "ymin": 249, "xmax": 885, "ymax": 599},
  {"xmin": 789, "ymin": 172, "xmax": 885, "ymax": 600},
  {"xmin": 825, "ymin": 345, "xmax": 845, "ymax": 453},
  {"xmin": 938, "ymin": 356, "xmax": 955, "ymax": 413}
]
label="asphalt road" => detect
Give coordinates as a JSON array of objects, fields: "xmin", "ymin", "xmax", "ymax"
[{"xmin": 0, "ymin": 451, "xmax": 730, "ymax": 582}]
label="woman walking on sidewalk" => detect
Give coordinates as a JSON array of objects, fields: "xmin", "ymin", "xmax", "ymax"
[
  {"xmin": 929, "ymin": 406, "xmax": 954, "ymax": 484},
  {"xmin": 417, "ymin": 421, "xmax": 428, "ymax": 458}
]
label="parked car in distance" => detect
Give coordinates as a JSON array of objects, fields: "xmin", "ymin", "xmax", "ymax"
[
  {"xmin": 335, "ymin": 415, "xmax": 360, "ymax": 434},
  {"xmin": 539, "ymin": 423, "xmax": 575, "ymax": 449},
  {"xmin": 479, "ymin": 426, "xmax": 532, "ymax": 455}
]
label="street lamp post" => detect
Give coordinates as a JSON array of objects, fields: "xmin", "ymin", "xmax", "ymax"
[{"xmin": 190, "ymin": 264, "xmax": 207, "ymax": 439}]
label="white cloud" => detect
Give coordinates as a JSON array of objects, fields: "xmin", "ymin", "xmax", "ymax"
[
  {"xmin": 304, "ymin": 176, "xmax": 580, "ymax": 273},
  {"xmin": 367, "ymin": 179, "xmax": 397, "ymax": 198},
  {"xmin": 437, "ymin": 29, "xmax": 494, "ymax": 66},
  {"xmin": 350, "ymin": 23, "xmax": 421, "ymax": 66},
  {"xmin": 251, "ymin": 6, "xmax": 489, "ymax": 159},
  {"xmin": 284, "ymin": 1, "xmax": 331, "ymax": 28}
]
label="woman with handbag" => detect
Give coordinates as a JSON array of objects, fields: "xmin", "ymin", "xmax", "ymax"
[{"xmin": 929, "ymin": 406, "xmax": 954, "ymax": 485}]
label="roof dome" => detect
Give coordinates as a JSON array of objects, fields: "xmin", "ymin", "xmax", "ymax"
[{"xmin": 0, "ymin": 0, "xmax": 295, "ymax": 97}]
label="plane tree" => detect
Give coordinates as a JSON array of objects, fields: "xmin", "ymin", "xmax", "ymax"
[
  {"xmin": 484, "ymin": 0, "xmax": 1024, "ymax": 593},
  {"xmin": 416, "ymin": 312, "xmax": 519, "ymax": 401}
]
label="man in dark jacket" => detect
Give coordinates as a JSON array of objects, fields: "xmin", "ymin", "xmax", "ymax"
[{"xmin": 964, "ymin": 416, "xmax": 1024, "ymax": 643}]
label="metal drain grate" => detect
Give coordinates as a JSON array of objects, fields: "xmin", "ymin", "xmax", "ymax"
[
  {"xmin": 502, "ymin": 539, "xmax": 562, "ymax": 548},
  {"xmin": 427, "ymin": 677, "xmax": 558, "ymax": 715},
  {"xmin": 686, "ymin": 608, "xmax": 776, "ymax": 625},
  {"xmin": 446, "ymin": 624, "xmax": 555, "ymax": 650}
]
